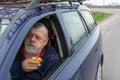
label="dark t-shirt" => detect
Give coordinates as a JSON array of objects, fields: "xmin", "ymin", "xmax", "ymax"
[{"xmin": 10, "ymin": 46, "xmax": 60, "ymax": 80}]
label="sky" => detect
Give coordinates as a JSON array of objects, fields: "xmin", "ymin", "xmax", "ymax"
[{"xmin": 84, "ymin": 0, "xmax": 120, "ymax": 5}]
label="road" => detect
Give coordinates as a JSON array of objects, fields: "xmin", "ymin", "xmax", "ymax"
[{"xmin": 92, "ymin": 8, "xmax": 120, "ymax": 80}]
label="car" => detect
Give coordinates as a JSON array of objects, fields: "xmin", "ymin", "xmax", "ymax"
[{"xmin": 0, "ymin": 0, "xmax": 103, "ymax": 80}]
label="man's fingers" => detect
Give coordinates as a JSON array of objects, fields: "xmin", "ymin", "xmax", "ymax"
[
  {"xmin": 25, "ymin": 66, "xmax": 39, "ymax": 72},
  {"xmin": 27, "ymin": 62, "xmax": 41, "ymax": 67},
  {"xmin": 22, "ymin": 59, "xmax": 41, "ymax": 72}
]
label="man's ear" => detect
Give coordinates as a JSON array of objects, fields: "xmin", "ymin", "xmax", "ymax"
[
  {"xmin": 43, "ymin": 42, "xmax": 47, "ymax": 47},
  {"xmin": 44, "ymin": 38, "xmax": 49, "ymax": 46},
  {"xmin": 43, "ymin": 43, "xmax": 46, "ymax": 46}
]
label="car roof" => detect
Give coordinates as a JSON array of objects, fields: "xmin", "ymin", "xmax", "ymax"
[
  {"xmin": 0, "ymin": 0, "xmax": 88, "ymax": 19},
  {"xmin": 26, "ymin": 0, "xmax": 82, "ymax": 10},
  {"xmin": 0, "ymin": 1, "xmax": 89, "ymax": 27}
]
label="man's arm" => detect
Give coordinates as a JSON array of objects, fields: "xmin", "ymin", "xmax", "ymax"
[
  {"xmin": 41, "ymin": 46, "xmax": 60, "ymax": 77},
  {"xmin": 10, "ymin": 52, "xmax": 23, "ymax": 79},
  {"xmin": 10, "ymin": 60, "xmax": 24, "ymax": 80}
]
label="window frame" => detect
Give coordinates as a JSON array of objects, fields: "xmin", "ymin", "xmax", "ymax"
[
  {"xmin": 79, "ymin": 10, "xmax": 97, "ymax": 33},
  {"xmin": 7, "ymin": 13, "xmax": 69, "ymax": 80}
]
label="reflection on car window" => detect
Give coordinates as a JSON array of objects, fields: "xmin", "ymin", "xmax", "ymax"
[
  {"xmin": 80, "ymin": 11, "xmax": 96, "ymax": 32},
  {"xmin": 62, "ymin": 11, "xmax": 87, "ymax": 50},
  {"xmin": 0, "ymin": 18, "xmax": 10, "ymax": 36}
]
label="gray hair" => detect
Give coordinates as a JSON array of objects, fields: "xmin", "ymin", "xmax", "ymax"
[{"xmin": 33, "ymin": 23, "xmax": 48, "ymax": 38}]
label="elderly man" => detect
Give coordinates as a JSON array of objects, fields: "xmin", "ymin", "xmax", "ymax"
[{"xmin": 10, "ymin": 23, "xmax": 60, "ymax": 80}]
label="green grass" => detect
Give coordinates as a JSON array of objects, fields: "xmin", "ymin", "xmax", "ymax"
[{"xmin": 93, "ymin": 12, "xmax": 112, "ymax": 21}]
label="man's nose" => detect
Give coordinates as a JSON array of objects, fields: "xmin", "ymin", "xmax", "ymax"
[{"xmin": 30, "ymin": 36, "xmax": 36, "ymax": 42}]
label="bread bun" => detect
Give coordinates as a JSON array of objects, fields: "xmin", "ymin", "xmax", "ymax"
[{"xmin": 32, "ymin": 57, "xmax": 43, "ymax": 63}]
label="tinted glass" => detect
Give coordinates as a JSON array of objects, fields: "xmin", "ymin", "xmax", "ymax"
[
  {"xmin": 62, "ymin": 11, "xmax": 87, "ymax": 50},
  {"xmin": 80, "ymin": 11, "xmax": 96, "ymax": 32}
]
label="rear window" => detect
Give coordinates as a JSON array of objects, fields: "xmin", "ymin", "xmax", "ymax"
[
  {"xmin": 80, "ymin": 11, "xmax": 97, "ymax": 32},
  {"xmin": 62, "ymin": 11, "xmax": 87, "ymax": 50}
]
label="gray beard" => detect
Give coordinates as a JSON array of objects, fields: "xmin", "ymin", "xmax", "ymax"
[{"xmin": 24, "ymin": 45, "xmax": 42, "ymax": 55}]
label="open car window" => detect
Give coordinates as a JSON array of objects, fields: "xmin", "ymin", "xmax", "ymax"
[{"xmin": 9, "ymin": 14, "xmax": 65, "ymax": 80}]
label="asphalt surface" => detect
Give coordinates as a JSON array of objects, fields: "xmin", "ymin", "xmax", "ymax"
[{"xmin": 92, "ymin": 8, "xmax": 120, "ymax": 80}]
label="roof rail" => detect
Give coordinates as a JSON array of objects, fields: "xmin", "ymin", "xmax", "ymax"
[{"xmin": 25, "ymin": 0, "xmax": 86, "ymax": 10}]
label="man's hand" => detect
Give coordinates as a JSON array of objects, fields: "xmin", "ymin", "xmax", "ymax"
[{"xmin": 22, "ymin": 59, "xmax": 41, "ymax": 72}]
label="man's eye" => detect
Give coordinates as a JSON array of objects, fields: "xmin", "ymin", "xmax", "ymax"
[
  {"xmin": 36, "ymin": 36, "xmax": 41, "ymax": 40},
  {"xmin": 27, "ymin": 34, "xmax": 32, "ymax": 37}
]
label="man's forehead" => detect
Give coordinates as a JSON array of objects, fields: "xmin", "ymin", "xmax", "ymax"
[
  {"xmin": 31, "ymin": 26, "xmax": 45, "ymax": 30},
  {"xmin": 30, "ymin": 27, "xmax": 43, "ymax": 31},
  {"xmin": 30, "ymin": 27, "xmax": 45, "ymax": 34}
]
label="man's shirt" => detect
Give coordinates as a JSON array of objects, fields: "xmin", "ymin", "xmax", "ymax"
[{"xmin": 10, "ymin": 46, "xmax": 60, "ymax": 80}]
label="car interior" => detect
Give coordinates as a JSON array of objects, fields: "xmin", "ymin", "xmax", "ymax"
[{"xmin": 38, "ymin": 15, "xmax": 65, "ymax": 60}]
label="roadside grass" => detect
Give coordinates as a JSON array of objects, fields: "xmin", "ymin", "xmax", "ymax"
[{"xmin": 93, "ymin": 12, "xmax": 113, "ymax": 21}]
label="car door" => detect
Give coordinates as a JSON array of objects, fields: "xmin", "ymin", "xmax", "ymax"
[
  {"xmin": 51, "ymin": 10, "xmax": 103, "ymax": 80},
  {"xmin": 73, "ymin": 10, "xmax": 103, "ymax": 80},
  {"xmin": 0, "ymin": 5, "xmax": 59, "ymax": 80},
  {"xmin": 78, "ymin": 10, "xmax": 103, "ymax": 80},
  {"xmin": 47, "ymin": 10, "xmax": 89, "ymax": 80},
  {"xmin": 0, "ymin": 8, "xmax": 39, "ymax": 80}
]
